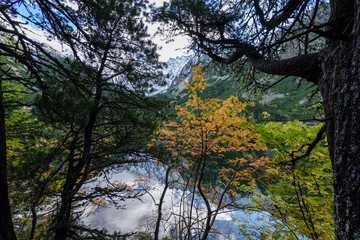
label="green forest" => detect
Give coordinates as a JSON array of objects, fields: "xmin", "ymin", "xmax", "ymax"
[{"xmin": 0, "ymin": 0, "xmax": 359, "ymax": 239}]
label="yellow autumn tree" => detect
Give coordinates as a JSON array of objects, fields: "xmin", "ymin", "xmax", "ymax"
[
  {"xmin": 150, "ymin": 65, "xmax": 268, "ymax": 240},
  {"xmin": 238, "ymin": 121, "xmax": 333, "ymax": 240}
]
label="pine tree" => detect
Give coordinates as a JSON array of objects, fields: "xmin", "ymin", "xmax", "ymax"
[{"xmin": 0, "ymin": 1, "xmax": 164, "ymax": 239}]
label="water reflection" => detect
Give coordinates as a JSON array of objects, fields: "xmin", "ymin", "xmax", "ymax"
[{"xmin": 81, "ymin": 161, "xmax": 268, "ymax": 239}]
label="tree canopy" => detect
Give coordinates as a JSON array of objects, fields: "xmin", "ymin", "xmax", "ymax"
[{"xmin": 1, "ymin": 0, "xmax": 164, "ymax": 239}]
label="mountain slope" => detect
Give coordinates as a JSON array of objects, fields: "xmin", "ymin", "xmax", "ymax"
[{"xmin": 156, "ymin": 55, "xmax": 321, "ymax": 122}]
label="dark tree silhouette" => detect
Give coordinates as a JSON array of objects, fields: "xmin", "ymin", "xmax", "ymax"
[
  {"xmin": 0, "ymin": 0, "xmax": 163, "ymax": 239},
  {"xmin": 0, "ymin": 71, "xmax": 17, "ymax": 240}
]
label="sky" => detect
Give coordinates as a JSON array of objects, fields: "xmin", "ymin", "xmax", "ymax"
[
  {"xmin": 149, "ymin": 24, "xmax": 191, "ymax": 62},
  {"xmin": 15, "ymin": 0, "xmax": 190, "ymax": 62},
  {"xmin": 149, "ymin": 0, "xmax": 192, "ymax": 61},
  {"xmin": 152, "ymin": 27, "xmax": 191, "ymax": 62}
]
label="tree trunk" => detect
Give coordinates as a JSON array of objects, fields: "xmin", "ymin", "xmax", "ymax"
[
  {"xmin": 0, "ymin": 80, "xmax": 17, "ymax": 240},
  {"xmin": 54, "ymin": 160, "xmax": 77, "ymax": 240},
  {"xmin": 29, "ymin": 202, "xmax": 37, "ymax": 240},
  {"xmin": 319, "ymin": 0, "xmax": 360, "ymax": 238},
  {"xmin": 154, "ymin": 166, "xmax": 171, "ymax": 240},
  {"xmin": 54, "ymin": 84, "xmax": 101, "ymax": 240}
]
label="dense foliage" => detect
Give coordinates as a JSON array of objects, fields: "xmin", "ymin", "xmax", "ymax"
[
  {"xmin": 240, "ymin": 121, "xmax": 333, "ymax": 239},
  {"xmin": 1, "ymin": 0, "xmax": 164, "ymax": 239}
]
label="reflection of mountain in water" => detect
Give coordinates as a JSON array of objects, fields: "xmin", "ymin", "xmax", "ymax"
[{"xmin": 81, "ymin": 161, "xmax": 270, "ymax": 239}]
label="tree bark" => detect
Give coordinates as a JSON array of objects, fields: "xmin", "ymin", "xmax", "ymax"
[
  {"xmin": 54, "ymin": 158, "xmax": 78, "ymax": 240},
  {"xmin": 0, "ymin": 80, "xmax": 17, "ymax": 240},
  {"xmin": 29, "ymin": 202, "xmax": 37, "ymax": 240},
  {"xmin": 319, "ymin": 0, "xmax": 360, "ymax": 238}
]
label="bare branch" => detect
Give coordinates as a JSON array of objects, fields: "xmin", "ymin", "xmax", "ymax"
[
  {"xmin": 197, "ymin": 37, "xmax": 321, "ymax": 84},
  {"xmin": 254, "ymin": 0, "xmax": 309, "ymax": 30},
  {"xmin": 288, "ymin": 125, "xmax": 327, "ymax": 165}
]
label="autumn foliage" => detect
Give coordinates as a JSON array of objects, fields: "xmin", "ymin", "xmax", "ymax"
[
  {"xmin": 243, "ymin": 121, "xmax": 334, "ymax": 240},
  {"xmin": 150, "ymin": 65, "xmax": 269, "ymax": 239}
]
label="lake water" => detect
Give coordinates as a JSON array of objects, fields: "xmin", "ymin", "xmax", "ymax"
[{"xmin": 81, "ymin": 161, "xmax": 270, "ymax": 239}]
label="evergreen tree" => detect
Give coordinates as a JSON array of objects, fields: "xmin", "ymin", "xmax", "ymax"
[{"xmin": 0, "ymin": 0, "xmax": 164, "ymax": 239}]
